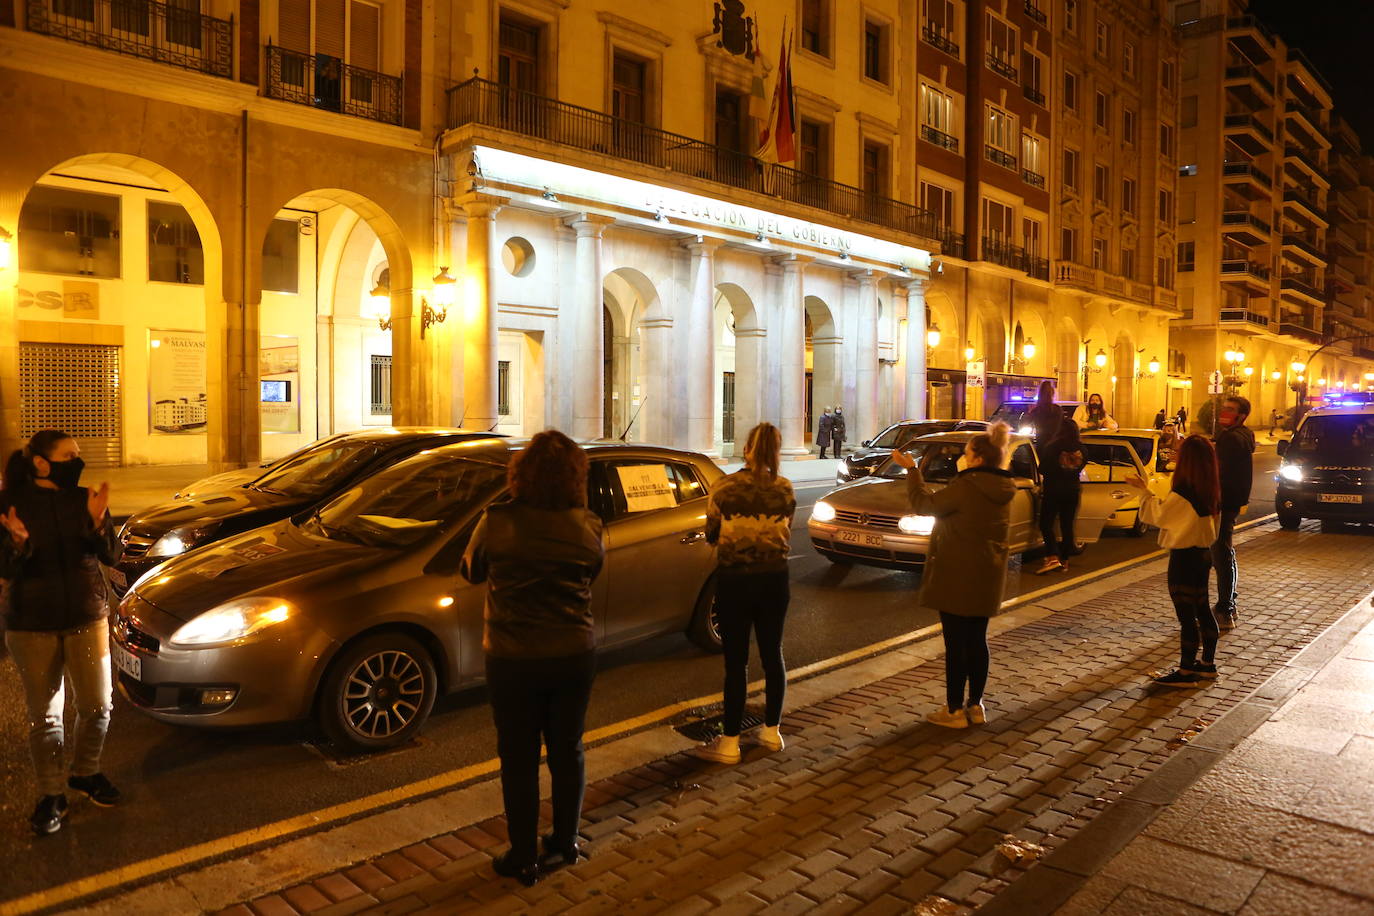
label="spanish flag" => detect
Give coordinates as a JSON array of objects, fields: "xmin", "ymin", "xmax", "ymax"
[{"xmin": 756, "ymin": 24, "xmax": 796, "ymax": 165}]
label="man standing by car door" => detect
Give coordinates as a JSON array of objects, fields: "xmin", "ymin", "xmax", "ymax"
[{"xmin": 1212, "ymin": 395, "xmax": 1255, "ymax": 631}]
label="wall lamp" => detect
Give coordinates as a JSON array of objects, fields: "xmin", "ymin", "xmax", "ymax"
[
  {"xmin": 1021, "ymin": 338, "xmax": 1036, "ymax": 360},
  {"xmin": 1094, "ymin": 348, "xmax": 1108, "ymax": 369},
  {"xmin": 368, "ymin": 281, "xmax": 392, "ymax": 331},
  {"xmin": 423, "ymin": 267, "xmax": 456, "ymax": 338},
  {"xmin": 0, "ymin": 226, "xmax": 11, "ymax": 269},
  {"xmin": 927, "ymin": 322, "xmax": 941, "ymax": 349},
  {"xmin": 1137, "ymin": 354, "xmax": 1161, "ymax": 379},
  {"xmin": 964, "ymin": 341, "xmax": 976, "ymax": 361}
]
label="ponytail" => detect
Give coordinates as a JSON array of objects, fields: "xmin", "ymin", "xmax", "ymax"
[
  {"xmin": 1, "ymin": 430, "xmax": 73, "ymax": 493},
  {"xmin": 969, "ymin": 422, "xmax": 1010, "ymax": 468}
]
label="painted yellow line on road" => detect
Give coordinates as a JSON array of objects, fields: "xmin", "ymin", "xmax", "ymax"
[{"xmin": 5, "ymin": 513, "xmax": 1282, "ymax": 915}]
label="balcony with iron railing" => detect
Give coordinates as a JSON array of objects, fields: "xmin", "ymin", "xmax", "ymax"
[
  {"xmin": 1224, "ymin": 112, "xmax": 1275, "ymax": 144},
  {"xmin": 1023, "ymin": 0, "xmax": 1047, "ymax": 25},
  {"xmin": 1284, "ymin": 187, "xmax": 1327, "ymax": 223},
  {"xmin": 1021, "ymin": 168, "xmax": 1046, "ymax": 189},
  {"xmin": 265, "ymin": 45, "xmax": 402, "ymax": 125},
  {"xmin": 1219, "ymin": 307, "xmax": 1271, "ymax": 328},
  {"xmin": 921, "ymin": 24, "xmax": 959, "ymax": 57},
  {"xmin": 1281, "ymin": 272, "xmax": 1328, "ymax": 305},
  {"xmin": 1221, "ymin": 209, "xmax": 1272, "ymax": 240},
  {"xmin": 1224, "ymin": 63, "xmax": 1275, "ymax": 98},
  {"xmin": 1284, "ymin": 145, "xmax": 1325, "ymax": 179},
  {"xmin": 920, "ymin": 124, "xmax": 959, "ymax": 153},
  {"xmin": 985, "ymin": 145, "xmax": 1017, "ymax": 170},
  {"xmin": 1222, "ymin": 160, "xmax": 1274, "ymax": 189},
  {"xmin": 1282, "ymin": 231, "xmax": 1328, "ymax": 264},
  {"xmin": 1022, "ymin": 84, "xmax": 1046, "ymax": 106},
  {"xmin": 986, "ymin": 54, "xmax": 1018, "ymax": 82},
  {"xmin": 981, "ymin": 237, "xmax": 1047, "ymax": 279},
  {"xmin": 1220, "ymin": 258, "xmax": 1271, "ymax": 283},
  {"xmin": 931, "ymin": 226, "xmax": 966, "ymax": 260},
  {"xmin": 445, "ymin": 77, "xmax": 939, "ymax": 242},
  {"xmin": 1278, "ymin": 307, "xmax": 1324, "ymax": 343},
  {"xmin": 24, "ymin": 0, "xmax": 233, "ymax": 77}
]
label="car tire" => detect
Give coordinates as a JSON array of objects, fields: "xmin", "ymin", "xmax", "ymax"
[
  {"xmin": 1127, "ymin": 513, "xmax": 1146, "ymax": 538},
  {"xmin": 1277, "ymin": 510, "xmax": 1301, "ymax": 530},
  {"xmin": 687, "ymin": 575, "xmax": 724, "ymax": 653},
  {"xmin": 1320, "ymin": 518, "xmax": 1346, "ymax": 534},
  {"xmin": 318, "ymin": 633, "xmax": 438, "ymax": 752}
]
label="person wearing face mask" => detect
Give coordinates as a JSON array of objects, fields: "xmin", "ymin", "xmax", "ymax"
[
  {"xmin": 1210, "ymin": 396, "xmax": 1254, "ymax": 631},
  {"xmin": 831, "ymin": 406, "xmax": 847, "ymax": 457},
  {"xmin": 1073, "ymin": 393, "xmax": 1119, "ymax": 431},
  {"xmin": 891, "ymin": 423, "xmax": 1015, "ymax": 728},
  {"xmin": 0, "ymin": 430, "xmax": 120, "ymax": 835}
]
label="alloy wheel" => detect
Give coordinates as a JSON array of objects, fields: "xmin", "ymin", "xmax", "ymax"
[{"xmin": 341, "ymin": 649, "xmax": 427, "ymax": 740}]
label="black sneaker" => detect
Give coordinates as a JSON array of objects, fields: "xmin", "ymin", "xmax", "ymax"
[
  {"xmin": 30, "ymin": 794, "xmax": 68, "ymax": 835},
  {"xmin": 68, "ymin": 773, "xmax": 121, "ymax": 807},
  {"xmin": 1185, "ymin": 661, "xmax": 1219, "ymax": 679},
  {"xmin": 1153, "ymin": 668, "xmax": 1203, "ymax": 687}
]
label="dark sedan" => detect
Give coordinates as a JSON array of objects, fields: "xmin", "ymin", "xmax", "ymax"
[
  {"xmin": 837, "ymin": 418, "xmax": 989, "ymax": 484},
  {"xmin": 112, "ymin": 440, "xmax": 724, "ymax": 751},
  {"xmin": 112, "ymin": 428, "xmax": 502, "ymax": 594}
]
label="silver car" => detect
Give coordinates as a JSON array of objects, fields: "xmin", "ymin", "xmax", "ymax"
[
  {"xmin": 807, "ymin": 431, "xmax": 1124, "ymax": 569},
  {"xmin": 112, "ymin": 440, "xmax": 724, "ymax": 751}
]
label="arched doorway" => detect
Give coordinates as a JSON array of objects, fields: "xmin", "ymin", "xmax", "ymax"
[
  {"xmin": 602, "ymin": 267, "xmax": 663, "ymax": 443},
  {"xmin": 805, "ymin": 295, "xmax": 839, "ymax": 446},
  {"xmin": 712, "ymin": 282, "xmax": 762, "ymax": 458}
]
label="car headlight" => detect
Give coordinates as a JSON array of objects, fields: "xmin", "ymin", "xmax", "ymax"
[
  {"xmin": 812, "ymin": 501, "xmax": 837, "ymax": 522},
  {"xmin": 1278, "ymin": 464, "xmax": 1303, "ymax": 483},
  {"xmin": 169, "ymin": 597, "xmax": 296, "ymax": 648},
  {"xmin": 898, "ymin": 514, "xmax": 935, "ymax": 535},
  {"xmin": 147, "ymin": 524, "xmax": 219, "ymax": 558},
  {"xmin": 1018, "ymin": 425, "xmax": 1034, "ymax": 436}
]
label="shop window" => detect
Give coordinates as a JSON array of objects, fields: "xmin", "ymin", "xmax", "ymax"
[
  {"xmin": 261, "ymin": 218, "xmax": 300, "ymax": 294},
  {"xmin": 147, "ymin": 201, "xmax": 204, "ymax": 285},
  {"xmin": 19, "ymin": 185, "xmax": 121, "ymax": 278}
]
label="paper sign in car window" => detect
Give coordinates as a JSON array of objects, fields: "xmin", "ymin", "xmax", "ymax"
[{"xmin": 616, "ymin": 464, "xmax": 678, "ymax": 512}]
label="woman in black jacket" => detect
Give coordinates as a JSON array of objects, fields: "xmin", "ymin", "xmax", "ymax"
[
  {"xmin": 461, "ymin": 430, "xmax": 605, "ymax": 886},
  {"xmin": 0, "ymin": 430, "xmax": 120, "ymax": 835},
  {"xmin": 1034, "ymin": 422, "xmax": 1086, "ymax": 575}
]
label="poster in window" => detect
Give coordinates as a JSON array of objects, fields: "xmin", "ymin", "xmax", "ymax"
[
  {"xmin": 149, "ymin": 329, "xmax": 208, "ymax": 434},
  {"xmin": 260, "ymin": 336, "xmax": 301, "ymax": 434},
  {"xmin": 616, "ymin": 464, "xmax": 678, "ymax": 512}
]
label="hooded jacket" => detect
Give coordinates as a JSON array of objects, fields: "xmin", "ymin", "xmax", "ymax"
[
  {"xmin": 460, "ymin": 501, "xmax": 605, "ymax": 660},
  {"xmin": 0, "ymin": 485, "xmax": 118, "ymax": 632},
  {"xmin": 1214, "ymin": 422, "xmax": 1255, "ymax": 512},
  {"xmin": 906, "ymin": 465, "xmax": 1018, "ymax": 617}
]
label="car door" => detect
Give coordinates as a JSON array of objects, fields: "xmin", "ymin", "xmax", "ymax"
[
  {"xmin": 595, "ymin": 457, "xmax": 714, "ymax": 646},
  {"xmin": 1077, "ymin": 440, "xmax": 1144, "ymax": 541},
  {"xmin": 1006, "ymin": 442, "xmax": 1040, "ymax": 550}
]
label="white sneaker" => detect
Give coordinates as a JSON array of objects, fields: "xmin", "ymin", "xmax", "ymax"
[
  {"xmin": 694, "ymin": 734, "xmax": 741, "ymax": 764},
  {"xmin": 757, "ymin": 724, "xmax": 785, "ymax": 752},
  {"xmin": 965, "ymin": 702, "xmax": 987, "ymax": 725},
  {"xmin": 927, "ymin": 707, "xmax": 969, "ymax": 729}
]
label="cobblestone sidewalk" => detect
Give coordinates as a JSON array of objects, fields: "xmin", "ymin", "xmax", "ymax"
[{"xmin": 215, "ymin": 524, "xmax": 1374, "ymax": 916}]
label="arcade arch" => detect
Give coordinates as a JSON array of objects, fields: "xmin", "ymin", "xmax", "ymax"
[
  {"xmin": 805, "ymin": 295, "xmax": 840, "ymax": 443},
  {"xmin": 712, "ymin": 282, "xmax": 763, "ymax": 458}
]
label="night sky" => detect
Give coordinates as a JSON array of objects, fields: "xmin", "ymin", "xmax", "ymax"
[{"xmin": 1246, "ymin": 0, "xmax": 1374, "ymax": 151}]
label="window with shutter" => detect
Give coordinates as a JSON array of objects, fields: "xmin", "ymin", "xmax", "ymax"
[
  {"xmin": 316, "ymin": 0, "xmax": 346, "ymax": 60},
  {"xmin": 349, "ymin": 0, "xmax": 380, "ymax": 71},
  {"xmin": 279, "ymin": 0, "xmax": 312, "ymax": 53}
]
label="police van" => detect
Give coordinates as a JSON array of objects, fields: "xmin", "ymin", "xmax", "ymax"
[{"xmin": 1275, "ymin": 392, "xmax": 1374, "ymax": 531}]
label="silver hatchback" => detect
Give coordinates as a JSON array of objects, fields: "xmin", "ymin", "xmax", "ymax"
[{"xmin": 112, "ymin": 440, "xmax": 724, "ymax": 750}]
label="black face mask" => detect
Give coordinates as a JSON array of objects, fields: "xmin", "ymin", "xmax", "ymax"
[{"xmin": 43, "ymin": 457, "xmax": 85, "ymax": 489}]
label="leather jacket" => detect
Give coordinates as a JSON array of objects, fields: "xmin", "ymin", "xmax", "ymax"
[
  {"xmin": 460, "ymin": 501, "xmax": 605, "ymax": 660},
  {"xmin": 0, "ymin": 485, "xmax": 118, "ymax": 632}
]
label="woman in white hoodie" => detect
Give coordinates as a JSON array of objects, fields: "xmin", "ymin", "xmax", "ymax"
[{"xmin": 1125, "ymin": 435, "xmax": 1221, "ymax": 687}]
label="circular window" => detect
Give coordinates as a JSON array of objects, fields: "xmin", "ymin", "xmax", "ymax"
[{"xmin": 501, "ymin": 237, "xmax": 536, "ymax": 277}]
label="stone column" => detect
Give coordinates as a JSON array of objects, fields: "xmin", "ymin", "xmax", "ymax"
[
  {"xmin": 684, "ymin": 236, "xmax": 721, "ymax": 457},
  {"xmin": 778, "ymin": 256, "xmax": 811, "ymax": 456},
  {"xmin": 853, "ymin": 270, "xmax": 880, "ymax": 444},
  {"xmin": 569, "ymin": 215, "xmax": 614, "ymax": 440},
  {"xmin": 460, "ymin": 195, "xmax": 506, "ymax": 431},
  {"xmin": 903, "ymin": 278, "xmax": 929, "ymax": 420}
]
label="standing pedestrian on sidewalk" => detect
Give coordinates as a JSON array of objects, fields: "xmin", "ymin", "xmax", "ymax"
[
  {"xmin": 1125, "ymin": 435, "xmax": 1222, "ymax": 686},
  {"xmin": 461, "ymin": 430, "xmax": 606, "ymax": 886},
  {"xmin": 696, "ymin": 422, "xmax": 796, "ymax": 764},
  {"xmin": 0, "ymin": 430, "xmax": 121, "ymax": 836},
  {"xmin": 816, "ymin": 407, "xmax": 834, "ymax": 459},
  {"xmin": 831, "ymin": 406, "xmax": 848, "ymax": 457},
  {"xmin": 1034, "ymin": 421, "xmax": 1086, "ymax": 575},
  {"xmin": 890, "ymin": 423, "xmax": 1015, "ymax": 727},
  {"xmin": 1212, "ymin": 395, "xmax": 1254, "ymax": 631}
]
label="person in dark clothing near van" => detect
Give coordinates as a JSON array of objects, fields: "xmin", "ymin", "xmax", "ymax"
[
  {"xmin": 0, "ymin": 430, "xmax": 121, "ymax": 836},
  {"xmin": 1034, "ymin": 422, "xmax": 1086, "ymax": 575},
  {"xmin": 1212, "ymin": 396, "xmax": 1255, "ymax": 631},
  {"xmin": 461, "ymin": 430, "xmax": 606, "ymax": 886},
  {"xmin": 1027, "ymin": 380, "xmax": 1064, "ymax": 451}
]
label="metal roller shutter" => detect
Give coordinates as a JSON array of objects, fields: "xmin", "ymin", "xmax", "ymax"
[{"xmin": 19, "ymin": 343, "xmax": 123, "ymax": 468}]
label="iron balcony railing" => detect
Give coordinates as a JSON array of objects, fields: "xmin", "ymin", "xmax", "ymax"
[
  {"xmin": 921, "ymin": 25, "xmax": 959, "ymax": 57},
  {"xmin": 1284, "ymin": 188, "xmax": 1326, "ymax": 217},
  {"xmin": 1220, "ymin": 259, "xmax": 1271, "ymax": 280},
  {"xmin": 1219, "ymin": 308, "xmax": 1271, "ymax": 327},
  {"xmin": 265, "ymin": 44, "xmax": 402, "ymax": 125},
  {"xmin": 1023, "ymin": 84, "xmax": 1046, "ymax": 106},
  {"xmin": 985, "ymin": 145, "xmax": 1017, "ymax": 170},
  {"xmin": 931, "ymin": 226, "xmax": 965, "ymax": 259},
  {"xmin": 1221, "ymin": 160, "xmax": 1273, "ymax": 188},
  {"xmin": 1021, "ymin": 168, "xmax": 1046, "ymax": 189},
  {"xmin": 25, "ymin": 0, "xmax": 232, "ymax": 77},
  {"xmin": 986, "ymin": 54, "xmax": 1018, "ymax": 82},
  {"xmin": 1224, "ymin": 112, "xmax": 1274, "ymax": 143},
  {"xmin": 1221, "ymin": 210, "xmax": 1271, "ymax": 235},
  {"xmin": 446, "ymin": 77, "xmax": 939, "ymax": 241},
  {"xmin": 1279, "ymin": 319, "xmax": 1324, "ymax": 344},
  {"xmin": 1023, "ymin": 0, "xmax": 1047, "ymax": 25},
  {"xmin": 1282, "ymin": 232, "xmax": 1327, "ymax": 263},
  {"xmin": 981, "ymin": 237, "xmax": 1047, "ymax": 279},
  {"xmin": 920, "ymin": 125, "xmax": 959, "ymax": 152},
  {"xmin": 1224, "ymin": 63, "xmax": 1275, "ymax": 98},
  {"xmin": 1281, "ymin": 273, "xmax": 1328, "ymax": 302}
]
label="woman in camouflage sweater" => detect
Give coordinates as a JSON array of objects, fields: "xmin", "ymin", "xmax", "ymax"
[{"xmin": 695, "ymin": 423, "xmax": 796, "ymax": 764}]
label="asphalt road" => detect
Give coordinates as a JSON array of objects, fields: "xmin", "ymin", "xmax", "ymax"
[{"xmin": 0, "ymin": 450, "xmax": 1282, "ymax": 906}]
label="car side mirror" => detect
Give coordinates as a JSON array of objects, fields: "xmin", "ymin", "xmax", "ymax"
[{"xmin": 1276, "ymin": 440, "xmax": 1288, "ymax": 457}]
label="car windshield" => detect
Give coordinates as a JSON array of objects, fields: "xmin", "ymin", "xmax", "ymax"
[
  {"xmin": 870, "ymin": 423, "xmax": 944, "ymax": 449},
  {"xmin": 249, "ymin": 440, "xmax": 389, "ymax": 499},
  {"xmin": 1290, "ymin": 416, "xmax": 1374, "ymax": 463},
  {"xmin": 1081, "ymin": 442, "xmax": 1140, "ymax": 482},
  {"xmin": 1089, "ymin": 435, "xmax": 1154, "ymax": 466},
  {"xmin": 873, "ymin": 441, "xmax": 937, "ymax": 480},
  {"xmin": 308, "ymin": 455, "xmax": 507, "ymax": 548},
  {"xmin": 988, "ymin": 404, "xmax": 1029, "ymax": 426}
]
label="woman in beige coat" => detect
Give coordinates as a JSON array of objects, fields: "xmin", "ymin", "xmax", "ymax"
[{"xmin": 891, "ymin": 423, "xmax": 1015, "ymax": 728}]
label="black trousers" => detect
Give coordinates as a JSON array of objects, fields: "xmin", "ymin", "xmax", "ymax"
[
  {"xmin": 819, "ymin": 442, "xmax": 830, "ymax": 459},
  {"xmin": 1169, "ymin": 547, "xmax": 1218, "ymax": 666},
  {"xmin": 486, "ymin": 650, "xmax": 596, "ymax": 865},
  {"xmin": 1039, "ymin": 487, "xmax": 1080, "ymax": 563},
  {"xmin": 718, "ymin": 569, "xmax": 790, "ymax": 736},
  {"xmin": 939, "ymin": 612, "xmax": 990, "ymax": 712},
  {"xmin": 1210, "ymin": 508, "xmax": 1239, "ymax": 615}
]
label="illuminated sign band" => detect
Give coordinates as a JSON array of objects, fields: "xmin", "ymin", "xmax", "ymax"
[{"xmin": 472, "ymin": 145, "xmax": 931, "ymax": 273}]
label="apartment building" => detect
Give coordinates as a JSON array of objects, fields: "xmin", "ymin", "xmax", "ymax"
[
  {"xmin": 1324, "ymin": 119, "xmax": 1374, "ymax": 398},
  {"xmin": 1173, "ymin": 0, "xmax": 1374, "ymax": 424}
]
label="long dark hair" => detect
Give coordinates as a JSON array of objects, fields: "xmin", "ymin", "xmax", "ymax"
[
  {"xmin": 1086, "ymin": 393, "xmax": 1106, "ymax": 418},
  {"xmin": 508, "ymin": 429, "xmax": 587, "ymax": 510},
  {"xmin": 1035, "ymin": 380, "xmax": 1055, "ymax": 412},
  {"xmin": 1172, "ymin": 435, "xmax": 1220, "ymax": 516},
  {"xmin": 2, "ymin": 430, "xmax": 73, "ymax": 493}
]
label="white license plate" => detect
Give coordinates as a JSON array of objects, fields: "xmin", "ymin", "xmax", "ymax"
[
  {"xmin": 1319, "ymin": 493, "xmax": 1363, "ymax": 504},
  {"xmin": 837, "ymin": 530, "xmax": 885, "ymax": 547},
  {"xmin": 111, "ymin": 642, "xmax": 142, "ymax": 681}
]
